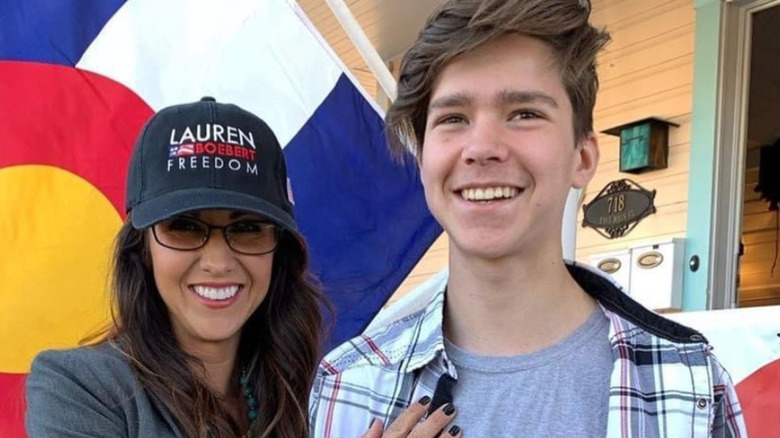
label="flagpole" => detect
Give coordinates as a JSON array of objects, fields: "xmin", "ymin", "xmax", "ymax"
[{"xmin": 324, "ymin": 0, "xmax": 397, "ymax": 101}]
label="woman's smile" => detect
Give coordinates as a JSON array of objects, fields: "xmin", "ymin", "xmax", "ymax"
[{"xmin": 189, "ymin": 283, "xmax": 244, "ymax": 309}]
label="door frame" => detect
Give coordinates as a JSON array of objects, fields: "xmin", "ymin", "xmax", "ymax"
[{"xmin": 710, "ymin": 0, "xmax": 780, "ymax": 309}]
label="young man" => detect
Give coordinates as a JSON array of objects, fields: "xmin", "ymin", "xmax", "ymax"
[{"xmin": 310, "ymin": 0, "xmax": 746, "ymax": 436}]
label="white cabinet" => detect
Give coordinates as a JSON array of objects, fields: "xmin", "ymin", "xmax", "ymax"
[
  {"xmin": 589, "ymin": 250, "xmax": 632, "ymax": 293},
  {"xmin": 628, "ymin": 238, "xmax": 685, "ymax": 311},
  {"xmin": 589, "ymin": 238, "xmax": 686, "ymax": 311}
]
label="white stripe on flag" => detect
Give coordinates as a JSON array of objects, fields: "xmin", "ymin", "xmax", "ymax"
[{"xmin": 76, "ymin": 0, "xmax": 343, "ymax": 147}]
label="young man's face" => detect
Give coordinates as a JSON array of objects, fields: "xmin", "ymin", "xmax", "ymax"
[{"xmin": 420, "ymin": 33, "xmax": 598, "ymax": 262}]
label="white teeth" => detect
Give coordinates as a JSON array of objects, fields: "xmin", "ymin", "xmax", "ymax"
[
  {"xmin": 460, "ymin": 186, "xmax": 519, "ymax": 202},
  {"xmin": 192, "ymin": 285, "xmax": 239, "ymax": 301}
]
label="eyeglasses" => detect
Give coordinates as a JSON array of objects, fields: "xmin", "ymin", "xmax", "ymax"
[{"xmin": 151, "ymin": 216, "xmax": 280, "ymax": 255}]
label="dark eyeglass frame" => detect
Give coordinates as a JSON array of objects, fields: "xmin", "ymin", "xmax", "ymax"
[{"xmin": 151, "ymin": 216, "xmax": 281, "ymax": 255}]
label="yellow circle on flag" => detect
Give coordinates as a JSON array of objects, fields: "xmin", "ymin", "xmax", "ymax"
[{"xmin": 0, "ymin": 165, "xmax": 120, "ymax": 373}]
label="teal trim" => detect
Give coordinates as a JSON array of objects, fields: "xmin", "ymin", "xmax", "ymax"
[
  {"xmin": 694, "ymin": 0, "xmax": 720, "ymax": 8},
  {"xmin": 684, "ymin": 0, "xmax": 722, "ymax": 310}
]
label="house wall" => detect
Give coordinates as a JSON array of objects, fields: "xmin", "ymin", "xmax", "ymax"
[{"xmin": 576, "ymin": 0, "xmax": 695, "ymax": 264}]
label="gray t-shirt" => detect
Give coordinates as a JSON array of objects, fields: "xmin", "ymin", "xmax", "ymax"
[{"xmin": 444, "ymin": 309, "xmax": 612, "ymax": 437}]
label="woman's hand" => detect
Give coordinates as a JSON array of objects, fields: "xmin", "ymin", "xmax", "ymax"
[{"xmin": 361, "ymin": 396, "xmax": 461, "ymax": 438}]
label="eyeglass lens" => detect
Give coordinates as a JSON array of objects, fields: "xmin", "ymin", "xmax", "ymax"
[{"xmin": 153, "ymin": 217, "xmax": 278, "ymax": 254}]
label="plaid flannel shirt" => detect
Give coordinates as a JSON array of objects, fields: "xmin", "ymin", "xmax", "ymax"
[{"xmin": 309, "ymin": 262, "xmax": 746, "ymax": 438}]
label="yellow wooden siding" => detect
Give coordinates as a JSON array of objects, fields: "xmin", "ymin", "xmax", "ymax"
[
  {"xmin": 350, "ymin": 68, "xmax": 379, "ymax": 99},
  {"xmin": 390, "ymin": 0, "xmax": 697, "ymax": 302},
  {"xmin": 576, "ymin": 0, "xmax": 694, "ymax": 263},
  {"xmin": 297, "ymin": 0, "xmax": 380, "ymax": 101}
]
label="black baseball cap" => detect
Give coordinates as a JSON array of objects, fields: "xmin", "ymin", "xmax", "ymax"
[{"xmin": 125, "ymin": 97, "xmax": 297, "ymax": 235}]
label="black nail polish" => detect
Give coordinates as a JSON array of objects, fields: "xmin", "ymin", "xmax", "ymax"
[
  {"xmin": 418, "ymin": 395, "xmax": 431, "ymax": 406},
  {"xmin": 443, "ymin": 403, "xmax": 456, "ymax": 415},
  {"xmin": 449, "ymin": 425, "xmax": 461, "ymax": 436}
]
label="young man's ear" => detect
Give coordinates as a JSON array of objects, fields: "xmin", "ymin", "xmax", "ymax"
[{"xmin": 571, "ymin": 132, "xmax": 599, "ymax": 189}]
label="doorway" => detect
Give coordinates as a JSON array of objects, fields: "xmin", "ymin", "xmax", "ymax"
[
  {"xmin": 739, "ymin": 4, "xmax": 780, "ymax": 307},
  {"xmin": 712, "ymin": 0, "xmax": 780, "ymax": 309}
]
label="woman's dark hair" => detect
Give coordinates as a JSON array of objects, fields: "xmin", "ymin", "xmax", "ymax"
[{"xmin": 98, "ymin": 219, "xmax": 326, "ymax": 437}]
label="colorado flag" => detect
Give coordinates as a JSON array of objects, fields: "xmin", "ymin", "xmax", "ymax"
[{"xmin": 0, "ymin": 0, "xmax": 441, "ymax": 435}]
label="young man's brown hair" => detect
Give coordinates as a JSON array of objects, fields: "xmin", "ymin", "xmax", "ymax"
[{"xmin": 386, "ymin": 0, "xmax": 610, "ymax": 158}]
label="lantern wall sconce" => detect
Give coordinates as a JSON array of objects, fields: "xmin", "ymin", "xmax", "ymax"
[{"xmin": 602, "ymin": 117, "xmax": 679, "ymax": 174}]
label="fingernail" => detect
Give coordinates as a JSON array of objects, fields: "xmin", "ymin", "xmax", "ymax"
[
  {"xmin": 443, "ymin": 403, "xmax": 456, "ymax": 415},
  {"xmin": 368, "ymin": 418, "xmax": 378, "ymax": 430},
  {"xmin": 418, "ymin": 395, "xmax": 431, "ymax": 406},
  {"xmin": 449, "ymin": 425, "xmax": 461, "ymax": 436}
]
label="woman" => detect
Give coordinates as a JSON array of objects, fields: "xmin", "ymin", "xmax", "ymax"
[{"xmin": 26, "ymin": 97, "xmax": 326, "ymax": 438}]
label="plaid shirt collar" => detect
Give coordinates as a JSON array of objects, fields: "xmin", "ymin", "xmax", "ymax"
[
  {"xmin": 321, "ymin": 261, "xmax": 706, "ymax": 376},
  {"xmin": 312, "ymin": 262, "xmax": 746, "ymax": 438},
  {"xmin": 318, "ymin": 275, "xmax": 448, "ymax": 377}
]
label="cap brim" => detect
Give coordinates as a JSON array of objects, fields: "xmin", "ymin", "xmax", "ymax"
[{"xmin": 129, "ymin": 188, "xmax": 298, "ymax": 235}]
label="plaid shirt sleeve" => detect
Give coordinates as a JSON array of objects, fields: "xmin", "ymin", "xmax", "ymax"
[
  {"xmin": 709, "ymin": 355, "xmax": 747, "ymax": 437},
  {"xmin": 308, "ymin": 355, "xmax": 418, "ymax": 438},
  {"xmin": 309, "ymin": 369, "xmax": 324, "ymax": 435},
  {"xmin": 308, "ymin": 291, "xmax": 448, "ymax": 438}
]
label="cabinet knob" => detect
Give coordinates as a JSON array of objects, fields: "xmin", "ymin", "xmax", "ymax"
[{"xmin": 689, "ymin": 255, "xmax": 700, "ymax": 272}]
